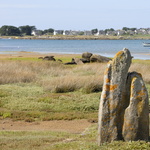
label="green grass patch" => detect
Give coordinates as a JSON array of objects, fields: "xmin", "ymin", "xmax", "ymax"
[
  {"xmin": 4, "ymin": 55, "xmax": 81, "ymax": 64},
  {"xmin": 7, "ymin": 57, "xmax": 41, "ymax": 61},
  {"xmin": 0, "ymin": 125, "xmax": 149, "ymax": 150},
  {"xmin": 0, "ymin": 83, "xmax": 100, "ymax": 121}
]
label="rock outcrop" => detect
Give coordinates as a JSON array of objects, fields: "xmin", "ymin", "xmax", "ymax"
[
  {"xmin": 43, "ymin": 56, "xmax": 56, "ymax": 61},
  {"xmin": 73, "ymin": 58, "xmax": 84, "ymax": 65},
  {"xmin": 98, "ymin": 48, "xmax": 149, "ymax": 145},
  {"xmin": 41, "ymin": 52, "xmax": 111, "ymax": 65},
  {"xmin": 90, "ymin": 54, "xmax": 111, "ymax": 63},
  {"xmin": 82, "ymin": 52, "xmax": 93, "ymax": 61}
]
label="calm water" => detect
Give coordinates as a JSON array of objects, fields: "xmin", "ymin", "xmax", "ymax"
[{"xmin": 0, "ymin": 39, "xmax": 150, "ymax": 59}]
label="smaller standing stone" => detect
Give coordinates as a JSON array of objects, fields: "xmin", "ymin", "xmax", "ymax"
[{"xmin": 122, "ymin": 72, "xmax": 149, "ymax": 141}]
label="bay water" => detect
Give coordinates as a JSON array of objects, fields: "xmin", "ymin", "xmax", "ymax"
[{"xmin": 0, "ymin": 39, "xmax": 150, "ymax": 59}]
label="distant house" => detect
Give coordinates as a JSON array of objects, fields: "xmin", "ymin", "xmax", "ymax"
[
  {"xmin": 106, "ymin": 31, "xmax": 117, "ymax": 36},
  {"xmin": 147, "ymin": 29, "xmax": 150, "ymax": 34},
  {"xmin": 94, "ymin": 31, "xmax": 99, "ymax": 36},
  {"xmin": 63, "ymin": 30, "xmax": 71, "ymax": 35},
  {"xmin": 84, "ymin": 31, "xmax": 92, "ymax": 36},
  {"xmin": 136, "ymin": 28, "xmax": 148, "ymax": 35},
  {"xmin": 126, "ymin": 30, "xmax": 135, "ymax": 35},
  {"xmin": 99, "ymin": 30, "xmax": 105, "ymax": 35},
  {"xmin": 70, "ymin": 30, "xmax": 79, "ymax": 35},
  {"xmin": 117, "ymin": 30, "xmax": 126, "ymax": 36},
  {"xmin": 31, "ymin": 30, "xmax": 42, "ymax": 36},
  {"xmin": 54, "ymin": 30, "xmax": 64, "ymax": 35},
  {"xmin": 63, "ymin": 30, "xmax": 81, "ymax": 35}
]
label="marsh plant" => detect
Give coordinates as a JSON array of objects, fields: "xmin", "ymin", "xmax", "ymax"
[
  {"xmin": 0, "ymin": 58, "xmax": 150, "ymax": 150},
  {"xmin": 0, "ymin": 59, "xmax": 149, "ymax": 92}
]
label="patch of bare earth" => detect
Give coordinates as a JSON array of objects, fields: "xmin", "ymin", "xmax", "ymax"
[{"xmin": 0, "ymin": 119, "xmax": 93, "ymax": 133}]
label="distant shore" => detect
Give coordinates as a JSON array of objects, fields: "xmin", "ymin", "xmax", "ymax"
[
  {"xmin": 1, "ymin": 34, "xmax": 150, "ymax": 40},
  {"xmin": 0, "ymin": 51, "xmax": 149, "ymax": 61},
  {"xmin": 0, "ymin": 36, "xmax": 149, "ymax": 60}
]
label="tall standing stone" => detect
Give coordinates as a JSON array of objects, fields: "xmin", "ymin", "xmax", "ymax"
[
  {"xmin": 98, "ymin": 48, "xmax": 132, "ymax": 144},
  {"xmin": 98, "ymin": 48, "xmax": 149, "ymax": 145}
]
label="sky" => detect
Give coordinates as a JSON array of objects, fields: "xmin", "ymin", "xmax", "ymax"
[{"xmin": 0, "ymin": 0, "xmax": 150, "ymax": 30}]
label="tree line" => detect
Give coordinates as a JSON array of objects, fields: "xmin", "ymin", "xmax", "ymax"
[
  {"xmin": 0, "ymin": 25, "xmax": 139, "ymax": 36},
  {"xmin": 0, "ymin": 25, "xmax": 54, "ymax": 36}
]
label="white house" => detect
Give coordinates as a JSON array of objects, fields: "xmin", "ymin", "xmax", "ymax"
[
  {"xmin": 84, "ymin": 31, "xmax": 92, "ymax": 36},
  {"xmin": 54, "ymin": 30, "xmax": 64, "ymax": 35},
  {"xmin": 31, "ymin": 30, "xmax": 42, "ymax": 36}
]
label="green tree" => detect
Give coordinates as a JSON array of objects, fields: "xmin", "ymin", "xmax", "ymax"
[
  {"xmin": 19, "ymin": 25, "xmax": 36, "ymax": 36},
  {"xmin": 122, "ymin": 27, "xmax": 137, "ymax": 31},
  {"xmin": 105, "ymin": 28, "xmax": 114, "ymax": 33},
  {"xmin": 130, "ymin": 28, "xmax": 137, "ymax": 31},
  {"xmin": 0, "ymin": 25, "xmax": 8, "ymax": 35},
  {"xmin": 91, "ymin": 28, "xmax": 98, "ymax": 35},
  {"xmin": 0, "ymin": 25, "xmax": 20, "ymax": 36},
  {"xmin": 122, "ymin": 27, "xmax": 129, "ymax": 31},
  {"xmin": 79, "ymin": 31, "xmax": 84, "ymax": 35},
  {"xmin": 43, "ymin": 28, "xmax": 54, "ymax": 34}
]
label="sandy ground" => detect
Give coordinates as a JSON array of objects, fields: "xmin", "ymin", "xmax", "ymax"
[{"xmin": 0, "ymin": 119, "xmax": 94, "ymax": 133}]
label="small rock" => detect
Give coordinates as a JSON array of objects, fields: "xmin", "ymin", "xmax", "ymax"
[
  {"xmin": 43, "ymin": 56, "xmax": 56, "ymax": 61},
  {"xmin": 82, "ymin": 52, "xmax": 93, "ymax": 59},
  {"xmin": 90, "ymin": 54, "xmax": 111, "ymax": 63}
]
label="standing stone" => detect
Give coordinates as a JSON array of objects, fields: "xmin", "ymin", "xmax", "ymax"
[
  {"xmin": 98, "ymin": 48, "xmax": 132, "ymax": 144},
  {"xmin": 122, "ymin": 72, "xmax": 149, "ymax": 141},
  {"xmin": 98, "ymin": 48, "xmax": 149, "ymax": 145}
]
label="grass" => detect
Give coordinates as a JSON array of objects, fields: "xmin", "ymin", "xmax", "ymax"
[
  {"xmin": 0, "ymin": 125, "xmax": 149, "ymax": 150},
  {"xmin": 0, "ymin": 58, "xmax": 149, "ymax": 121},
  {"xmin": 0, "ymin": 83, "xmax": 99, "ymax": 121},
  {"xmin": 0, "ymin": 56, "xmax": 150, "ymax": 149}
]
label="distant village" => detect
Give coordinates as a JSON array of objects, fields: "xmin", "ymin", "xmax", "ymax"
[
  {"xmin": 0, "ymin": 25, "xmax": 150, "ymax": 37},
  {"xmin": 32, "ymin": 28, "xmax": 150, "ymax": 36}
]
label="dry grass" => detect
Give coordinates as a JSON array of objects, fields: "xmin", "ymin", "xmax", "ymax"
[
  {"xmin": 37, "ymin": 62, "xmax": 105, "ymax": 93},
  {"xmin": 0, "ymin": 56, "xmax": 150, "ymax": 150},
  {"xmin": 0, "ymin": 59, "xmax": 150, "ymax": 92},
  {"xmin": 130, "ymin": 62, "xmax": 150, "ymax": 84},
  {"xmin": 0, "ymin": 60, "xmax": 106, "ymax": 93},
  {"xmin": 0, "ymin": 60, "xmax": 36, "ymax": 84}
]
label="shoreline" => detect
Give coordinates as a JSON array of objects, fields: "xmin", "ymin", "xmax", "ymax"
[
  {"xmin": 0, "ymin": 51, "xmax": 149, "ymax": 60},
  {"xmin": 0, "ymin": 37, "xmax": 149, "ymax": 60},
  {"xmin": 1, "ymin": 35, "xmax": 150, "ymax": 40}
]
